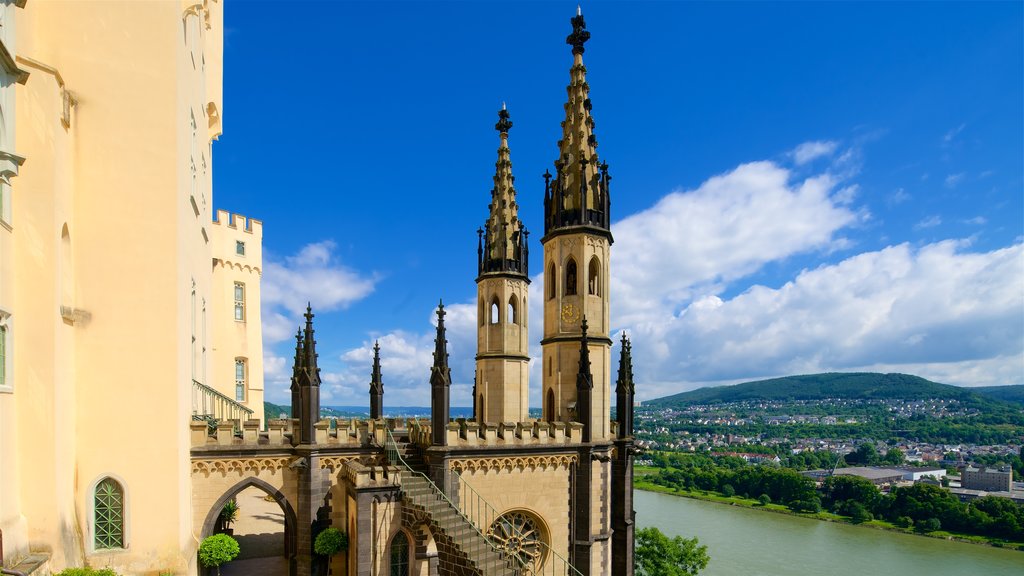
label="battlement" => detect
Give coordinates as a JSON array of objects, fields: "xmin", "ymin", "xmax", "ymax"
[
  {"xmin": 212, "ymin": 209, "xmax": 263, "ymax": 237},
  {"xmin": 409, "ymin": 418, "xmax": 595, "ymax": 448},
  {"xmin": 189, "ymin": 417, "xmax": 394, "ymax": 449},
  {"xmin": 342, "ymin": 460, "xmax": 402, "ymax": 489}
]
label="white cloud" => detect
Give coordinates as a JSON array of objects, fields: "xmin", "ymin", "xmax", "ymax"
[
  {"xmin": 963, "ymin": 216, "xmax": 987, "ymax": 226},
  {"xmin": 945, "ymin": 172, "xmax": 966, "ymax": 188},
  {"xmin": 628, "ymin": 241, "xmax": 1024, "ymax": 398},
  {"xmin": 887, "ymin": 188, "xmax": 910, "ymax": 206},
  {"xmin": 261, "ymin": 240, "xmax": 377, "ymax": 344},
  {"xmin": 914, "ymin": 215, "xmax": 942, "ymax": 230},
  {"xmin": 611, "ymin": 161, "xmax": 860, "ymax": 326},
  {"xmin": 943, "ymin": 123, "xmax": 966, "ymax": 145},
  {"xmin": 791, "ymin": 140, "xmax": 839, "ymax": 165}
]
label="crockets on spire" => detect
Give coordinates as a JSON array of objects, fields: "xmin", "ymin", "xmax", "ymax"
[
  {"xmin": 478, "ymin": 106, "xmax": 529, "ymax": 278},
  {"xmin": 616, "ymin": 332, "xmax": 636, "ymax": 438},
  {"xmin": 295, "ymin": 304, "xmax": 320, "ymax": 388},
  {"xmin": 544, "ymin": 7, "xmax": 612, "ymax": 238},
  {"xmin": 369, "ymin": 340, "xmax": 384, "ymax": 420},
  {"xmin": 615, "ymin": 332, "xmax": 634, "ymax": 395},
  {"xmin": 430, "ymin": 301, "xmax": 451, "ymax": 387}
]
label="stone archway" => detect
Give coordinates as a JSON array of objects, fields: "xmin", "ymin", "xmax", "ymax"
[{"xmin": 200, "ymin": 477, "xmax": 298, "ymax": 576}]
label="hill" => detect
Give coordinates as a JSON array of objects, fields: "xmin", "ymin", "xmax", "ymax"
[
  {"xmin": 972, "ymin": 384, "xmax": 1024, "ymax": 406},
  {"xmin": 646, "ymin": 372, "xmax": 1002, "ymax": 407}
]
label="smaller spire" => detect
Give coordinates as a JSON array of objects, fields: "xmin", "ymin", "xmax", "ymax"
[
  {"xmin": 369, "ymin": 340, "xmax": 384, "ymax": 419},
  {"xmin": 577, "ymin": 317, "xmax": 593, "ymax": 389},
  {"xmin": 432, "ymin": 300, "xmax": 450, "ymax": 376},
  {"xmin": 615, "ymin": 332, "xmax": 634, "ymax": 394},
  {"xmin": 430, "ymin": 300, "xmax": 452, "ymax": 446},
  {"xmin": 371, "ymin": 341, "xmax": 383, "ymax": 392}
]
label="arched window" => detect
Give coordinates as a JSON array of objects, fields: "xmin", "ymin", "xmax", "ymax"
[
  {"xmin": 565, "ymin": 258, "xmax": 578, "ymax": 296},
  {"xmin": 490, "ymin": 297, "xmax": 500, "ymax": 325},
  {"xmin": 94, "ymin": 477, "xmax": 125, "ymax": 550},
  {"xmin": 507, "ymin": 295, "xmax": 518, "ymax": 325},
  {"xmin": 479, "ymin": 297, "xmax": 485, "ymax": 326},
  {"xmin": 588, "ymin": 256, "xmax": 601, "ymax": 296},
  {"xmin": 389, "ymin": 531, "xmax": 410, "ymax": 576},
  {"xmin": 547, "ymin": 263, "xmax": 556, "ymax": 300}
]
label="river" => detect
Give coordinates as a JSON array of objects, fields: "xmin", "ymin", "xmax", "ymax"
[{"xmin": 635, "ymin": 490, "xmax": 1024, "ymax": 575}]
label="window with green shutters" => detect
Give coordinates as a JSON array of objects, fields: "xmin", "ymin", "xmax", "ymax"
[
  {"xmin": 94, "ymin": 478, "xmax": 125, "ymax": 549},
  {"xmin": 389, "ymin": 532, "xmax": 409, "ymax": 576}
]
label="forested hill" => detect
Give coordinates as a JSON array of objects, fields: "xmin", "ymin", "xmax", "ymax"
[
  {"xmin": 972, "ymin": 384, "xmax": 1024, "ymax": 406},
  {"xmin": 646, "ymin": 373, "xmax": 1015, "ymax": 408}
]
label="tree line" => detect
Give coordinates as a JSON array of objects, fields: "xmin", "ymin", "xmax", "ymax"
[{"xmin": 645, "ymin": 453, "xmax": 1024, "ymax": 543}]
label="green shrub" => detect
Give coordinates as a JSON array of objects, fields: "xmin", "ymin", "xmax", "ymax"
[
  {"xmin": 56, "ymin": 569, "xmax": 120, "ymax": 576},
  {"xmin": 757, "ymin": 494, "xmax": 771, "ymax": 506},
  {"xmin": 314, "ymin": 527, "xmax": 349, "ymax": 556},
  {"xmin": 895, "ymin": 516, "xmax": 914, "ymax": 529},
  {"xmin": 199, "ymin": 533, "xmax": 240, "ymax": 574},
  {"xmin": 720, "ymin": 484, "xmax": 735, "ymax": 497}
]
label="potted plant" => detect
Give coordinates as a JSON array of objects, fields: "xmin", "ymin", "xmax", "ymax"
[
  {"xmin": 219, "ymin": 499, "xmax": 239, "ymax": 535},
  {"xmin": 314, "ymin": 527, "xmax": 349, "ymax": 575},
  {"xmin": 198, "ymin": 533, "xmax": 240, "ymax": 576}
]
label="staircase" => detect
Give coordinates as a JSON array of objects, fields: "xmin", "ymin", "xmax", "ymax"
[{"xmin": 386, "ymin": 432, "xmax": 522, "ymax": 576}]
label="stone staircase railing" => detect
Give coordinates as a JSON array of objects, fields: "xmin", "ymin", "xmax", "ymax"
[
  {"xmin": 385, "ymin": 430, "xmax": 521, "ymax": 575},
  {"xmin": 191, "ymin": 379, "xmax": 253, "ymax": 424}
]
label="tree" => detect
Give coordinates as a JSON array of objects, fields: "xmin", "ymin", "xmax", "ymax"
[
  {"xmin": 845, "ymin": 443, "xmax": 879, "ymax": 466},
  {"xmin": 635, "ymin": 526, "xmax": 709, "ymax": 576},
  {"xmin": 199, "ymin": 534, "xmax": 240, "ymax": 576},
  {"xmin": 720, "ymin": 484, "xmax": 735, "ymax": 497},
  {"xmin": 882, "ymin": 448, "xmax": 905, "ymax": 465}
]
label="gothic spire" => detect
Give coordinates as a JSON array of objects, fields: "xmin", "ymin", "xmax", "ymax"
[
  {"xmin": 300, "ymin": 303, "xmax": 320, "ymax": 386},
  {"xmin": 615, "ymin": 332, "xmax": 634, "ymax": 395},
  {"xmin": 369, "ymin": 340, "xmax": 384, "ymax": 419},
  {"xmin": 576, "ymin": 317, "xmax": 594, "ymax": 442},
  {"xmin": 616, "ymin": 332, "xmax": 635, "ymax": 438},
  {"xmin": 296, "ymin": 304, "xmax": 321, "ymax": 444},
  {"xmin": 430, "ymin": 300, "xmax": 451, "ymax": 446},
  {"xmin": 545, "ymin": 7, "xmax": 611, "ymax": 238},
  {"xmin": 479, "ymin": 106, "xmax": 529, "ymax": 278},
  {"xmin": 430, "ymin": 300, "xmax": 451, "ymax": 385}
]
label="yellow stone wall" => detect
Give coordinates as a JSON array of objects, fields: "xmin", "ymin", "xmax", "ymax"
[
  {"xmin": 542, "ymin": 232, "xmax": 612, "ymax": 439},
  {"xmin": 211, "ymin": 210, "xmax": 265, "ymax": 423},
  {"xmin": 475, "ymin": 276, "xmax": 530, "ymax": 422},
  {"xmin": 452, "ymin": 458, "xmax": 574, "ymax": 567},
  {"xmin": 0, "ymin": 1, "xmax": 259, "ymax": 573}
]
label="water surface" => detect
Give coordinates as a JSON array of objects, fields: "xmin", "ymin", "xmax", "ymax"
[{"xmin": 636, "ymin": 490, "xmax": 1024, "ymax": 576}]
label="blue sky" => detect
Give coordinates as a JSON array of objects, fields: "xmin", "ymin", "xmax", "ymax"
[{"xmin": 213, "ymin": 1, "xmax": 1023, "ymax": 406}]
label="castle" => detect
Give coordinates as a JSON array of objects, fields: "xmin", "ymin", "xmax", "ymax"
[{"xmin": 0, "ymin": 3, "xmax": 635, "ymax": 575}]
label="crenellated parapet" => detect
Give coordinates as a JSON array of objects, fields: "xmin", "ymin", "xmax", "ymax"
[
  {"xmin": 408, "ymin": 418, "xmax": 597, "ymax": 449},
  {"xmin": 341, "ymin": 460, "xmax": 402, "ymax": 489},
  {"xmin": 189, "ymin": 417, "xmax": 401, "ymax": 449}
]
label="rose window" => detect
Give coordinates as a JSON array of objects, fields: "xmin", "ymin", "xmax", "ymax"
[{"xmin": 487, "ymin": 510, "xmax": 546, "ymax": 573}]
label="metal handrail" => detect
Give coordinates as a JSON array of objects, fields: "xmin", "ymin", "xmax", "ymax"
[
  {"xmin": 191, "ymin": 379, "xmax": 254, "ymax": 421},
  {"xmin": 453, "ymin": 469, "xmax": 584, "ymax": 576},
  {"xmin": 385, "ymin": 429, "xmax": 523, "ymax": 574}
]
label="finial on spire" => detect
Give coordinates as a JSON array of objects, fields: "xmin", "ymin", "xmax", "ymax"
[
  {"xmin": 502, "ymin": 101, "xmax": 506, "ymax": 111},
  {"xmin": 567, "ymin": 7, "xmax": 590, "ymax": 55},
  {"xmin": 495, "ymin": 106, "xmax": 513, "ymax": 134}
]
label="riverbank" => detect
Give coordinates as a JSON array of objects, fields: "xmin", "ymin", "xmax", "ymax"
[{"xmin": 635, "ymin": 479, "xmax": 1024, "ymax": 551}]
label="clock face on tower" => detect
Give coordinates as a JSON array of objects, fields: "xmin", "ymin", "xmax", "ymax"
[{"xmin": 561, "ymin": 303, "xmax": 580, "ymax": 324}]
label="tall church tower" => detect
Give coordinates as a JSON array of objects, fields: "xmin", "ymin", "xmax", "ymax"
[
  {"xmin": 475, "ymin": 106, "xmax": 531, "ymax": 423},
  {"xmin": 541, "ymin": 8, "xmax": 613, "ymax": 440}
]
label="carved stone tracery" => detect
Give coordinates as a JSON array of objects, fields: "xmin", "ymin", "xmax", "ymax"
[{"xmin": 448, "ymin": 454, "xmax": 577, "ymax": 474}]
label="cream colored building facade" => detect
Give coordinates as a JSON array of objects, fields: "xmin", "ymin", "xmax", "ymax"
[{"xmin": 0, "ymin": 1, "xmax": 262, "ymax": 573}]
